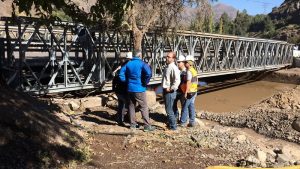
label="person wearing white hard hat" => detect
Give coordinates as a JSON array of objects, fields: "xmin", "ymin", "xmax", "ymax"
[
  {"xmin": 173, "ymin": 54, "xmax": 187, "ymax": 122},
  {"xmin": 161, "ymin": 52, "xmax": 181, "ymax": 130},
  {"xmin": 119, "ymin": 50, "xmax": 155, "ymax": 132},
  {"xmin": 112, "ymin": 52, "xmax": 132, "ymax": 126},
  {"xmin": 179, "ymin": 55, "xmax": 198, "ymax": 127},
  {"xmin": 112, "ymin": 52, "xmax": 133, "ymax": 76}
]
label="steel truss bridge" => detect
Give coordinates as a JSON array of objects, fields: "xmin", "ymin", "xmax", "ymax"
[{"xmin": 0, "ymin": 17, "xmax": 294, "ymax": 94}]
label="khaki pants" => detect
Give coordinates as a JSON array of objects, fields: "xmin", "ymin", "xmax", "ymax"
[{"xmin": 128, "ymin": 92, "xmax": 151, "ymax": 126}]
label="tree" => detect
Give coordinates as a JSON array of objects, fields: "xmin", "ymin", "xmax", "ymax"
[
  {"xmin": 218, "ymin": 17, "xmax": 223, "ymax": 34},
  {"xmin": 232, "ymin": 10, "xmax": 251, "ymax": 36},
  {"xmin": 215, "ymin": 12, "xmax": 233, "ymax": 35},
  {"xmin": 189, "ymin": 2, "xmax": 214, "ymax": 33},
  {"xmin": 249, "ymin": 14, "xmax": 265, "ymax": 32},
  {"xmin": 3, "ymin": 0, "xmax": 131, "ymax": 26},
  {"xmin": 126, "ymin": 0, "xmax": 217, "ymax": 50},
  {"xmin": 248, "ymin": 14, "xmax": 276, "ymax": 38},
  {"xmin": 4, "ymin": 0, "xmax": 217, "ymax": 50}
]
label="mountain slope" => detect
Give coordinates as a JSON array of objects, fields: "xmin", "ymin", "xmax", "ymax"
[
  {"xmin": 269, "ymin": 0, "xmax": 300, "ymax": 25},
  {"xmin": 269, "ymin": 0, "xmax": 300, "ymax": 43},
  {"xmin": 213, "ymin": 3, "xmax": 237, "ymax": 21}
]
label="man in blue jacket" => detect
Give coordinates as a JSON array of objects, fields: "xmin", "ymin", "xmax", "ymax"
[{"xmin": 119, "ymin": 50, "xmax": 155, "ymax": 132}]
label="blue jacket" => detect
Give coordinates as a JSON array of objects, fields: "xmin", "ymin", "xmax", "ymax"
[{"xmin": 119, "ymin": 57, "xmax": 152, "ymax": 92}]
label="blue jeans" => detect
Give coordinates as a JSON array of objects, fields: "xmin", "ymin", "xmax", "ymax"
[
  {"xmin": 164, "ymin": 91, "xmax": 177, "ymax": 130},
  {"xmin": 173, "ymin": 92, "xmax": 184, "ymax": 121},
  {"xmin": 180, "ymin": 93, "xmax": 197, "ymax": 125}
]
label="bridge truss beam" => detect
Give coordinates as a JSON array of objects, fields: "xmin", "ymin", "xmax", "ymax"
[{"xmin": 0, "ymin": 17, "xmax": 293, "ymax": 94}]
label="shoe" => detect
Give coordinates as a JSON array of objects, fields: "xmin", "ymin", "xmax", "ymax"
[
  {"xmin": 117, "ymin": 122, "xmax": 126, "ymax": 127},
  {"xmin": 130, "ymin": 124, "xmax": 139, "ymax": 129},
  {"xmin": 188, "ymin": 123, "xmax": 196, "ymax": 127},
  {"xmin": 178, "ymin": 123, "xmax": 187, "ymax": 128},
  {"xmin": 169, "ymin": 127, "xmax": 177, "ymax": 131},
  {"xmin": 143, "ymin": 125, "xmax": 156, "ymax": 132}
]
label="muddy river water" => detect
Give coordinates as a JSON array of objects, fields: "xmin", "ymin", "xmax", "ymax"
[{"xmin": 196, "ymin": 80, "xmax": 296, "ymax": 112}]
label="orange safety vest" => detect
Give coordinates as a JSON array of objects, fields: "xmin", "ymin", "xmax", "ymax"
[{"xmin": 180, "ymin": 67, "xmax": 198, "ymax": 93}]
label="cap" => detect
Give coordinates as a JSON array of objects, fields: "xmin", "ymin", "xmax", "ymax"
[
  {"xmin": 185, "ymin": 55, "xmax": 194, "ymax": 61},
  {"xmin": 177, "ymin": 55, "xmax": 186, "ymax": 62},
  {"xmin": 126, "ymin": 52, "xmax": 133, "ymax": 59}
]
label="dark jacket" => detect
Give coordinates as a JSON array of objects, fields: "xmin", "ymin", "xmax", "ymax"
[
  {"xmin": 119, "ymin": 57, "xmax": 152, "ymax": 92},
  {"xmin": 112, "ymin": 62, "xmax": 128, "ymax": 95}
]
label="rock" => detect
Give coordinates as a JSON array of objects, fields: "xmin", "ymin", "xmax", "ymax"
[
  {"xmin": 207, "ymin": 154, "xmax": 215, "ymax": 159},
  {"xmin": 128, "ymin": 136, "xmax": 138, "ymax": 144},
  {"xmin": 260, "ymin": 162, "xmax": 267, "ymax": 168},
  {"xmin": 212, "ymin": 125, "xmax": 227, "ymax": 133},
  {"xmin": 274, "ymin": 148, "xmax": 283, "ymax": 154},
  {"xmin": 256, "ymin": 149, "xmax": 267, "ymax": 164},
  {"xmin": 282, "ymin": 145, "xmax": 300, "ymax": 160},
  {"xmin": 246, "ymin": 155, "xmax": 260, "ymax": 164},
  {"xmin": 233, "ymin": 134, "xmax": 247, "ymax": 143},
  {"xmin": 266, "ymin": 152, "xmax": 276, "ymax": 163},
  {"xmin": 146, "ymin": 91, "xmax": 157, "ymax": 107},
  {"xmin": 292, "ymin": 118, "xmax": 300, "ymax": 132},
  {"xmin": 165, "ymin": 141, "xmax": 173, "ymax": 146},
  {"xmin": 80, "ymin": 97, "xmax": 103, "ymax": 108},
  {"xmin": 281, "ymin": 104, "xmax": 291, "ymax": 110},
  {"xmin": 272, "ymin": 163, "xmax": 286, "ymax": 168},
  {"xmin": 195, "ymin": 118, "xmax": 205, "ymax": 128},
  {"xmin": 277, "ymin": 154, "xmax": 292, "ymax": 164},
  {"xmin": 68, "ymin": 101, "xmax": 80, "ymax": 110}
]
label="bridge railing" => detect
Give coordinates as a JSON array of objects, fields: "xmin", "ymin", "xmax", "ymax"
[{"xmin": 0, "ymin": 17, "xmax": 293, "ymax": 94}]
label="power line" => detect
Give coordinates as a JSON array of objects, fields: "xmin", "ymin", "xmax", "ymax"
[{"xmin": 246, "ymin": 0, "xmax": 276, "ymax": 14}]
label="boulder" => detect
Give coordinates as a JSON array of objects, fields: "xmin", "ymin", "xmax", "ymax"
[
  {"xmin": 282, "ymin": 145, "xmax": 300, "ymax": 160},
  {"xmin": 277, "ymin": 154, "xmax": 292, "ymax": 164},
  {"xmin": 246, "ymin": 155, "xmax": 260, "ymax": 164},
  {"xmin": 80, "ymin": 97, "xmax": 103, "ymax": 108},
  {"xmin": 292, "ymin": 118, "xmax": 300, "ymax": 132},
  {"xmin": 255, "ymin": 149, "xmax": 267, "ymax": 164},
  {"xmin": 68, "ymin": 100, "xmax": 80, "ymax": 111}
]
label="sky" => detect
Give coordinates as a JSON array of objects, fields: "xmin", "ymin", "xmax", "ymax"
[{"xmin": 213, "ymin": 0, "xmax": 285, "ymax": 15}]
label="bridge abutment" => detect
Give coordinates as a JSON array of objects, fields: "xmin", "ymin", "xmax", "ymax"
[{"xmin": 293, "ymin": 57, "xmax": 300, "ymax": 68}]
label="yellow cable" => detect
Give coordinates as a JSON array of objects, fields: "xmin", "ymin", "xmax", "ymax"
[{"xmin": 206, "ymin": 166, "xmax": 300, "ymax": 169}]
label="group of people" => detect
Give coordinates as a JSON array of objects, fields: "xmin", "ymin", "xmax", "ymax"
[
  {"xmin": 162, "ymin": 52, "xmax": 198, "ymax": 130},
  {"xmin": 112, "ymin": 50, "xmax": 198, "ymax": 131}
]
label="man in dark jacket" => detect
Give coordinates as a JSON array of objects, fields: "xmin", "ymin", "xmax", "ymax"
[
  {"xmin": 112, "ymin": 52, "xmax": 132, "ymax": 126},
  {"xmin": 119, "ymin": 50, "xmax": 155, "ymax": 132}
]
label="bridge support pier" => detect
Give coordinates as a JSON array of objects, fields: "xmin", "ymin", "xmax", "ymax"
[{"xmin": 293, "ymin": 57, "xmax": 300, "ymax": 68}]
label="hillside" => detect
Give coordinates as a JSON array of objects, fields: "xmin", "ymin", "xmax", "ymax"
[
  {"xmin": 269, "ymin": 0, "xmax": 300, "ymax": 25},
  {"xmin": 269, "ymin": 0, "xmax": 300, "ymax": 43},
  {"xmin": 213, "ymin": 3, "xmax": 237, "ymax": 21}
]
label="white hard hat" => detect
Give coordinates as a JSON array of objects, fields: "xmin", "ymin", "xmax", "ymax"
[
  {"xmin": 177, "ymin": 55, "xmax": 186, "ymax": 62},
  {"xmin": 185, "ymin": 55, "xmax": 194, "ymax": 61},
  {"xmin": 126, "ymin": 52, "xmax": 133, "ymax": 59}
]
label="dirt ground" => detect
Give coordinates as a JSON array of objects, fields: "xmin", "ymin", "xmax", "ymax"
[
  {"xmin": 2, "ymin": 68, "xmax": 300, "ymax": 169},
  {"xmin": 67, "ymin": 68, "xmax": 300, "ymax": 169}
]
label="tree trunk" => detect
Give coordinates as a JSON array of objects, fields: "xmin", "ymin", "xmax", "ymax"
[{"xmin": 133, "ymin": 29, "xmax": 143, "ymax": 51}]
